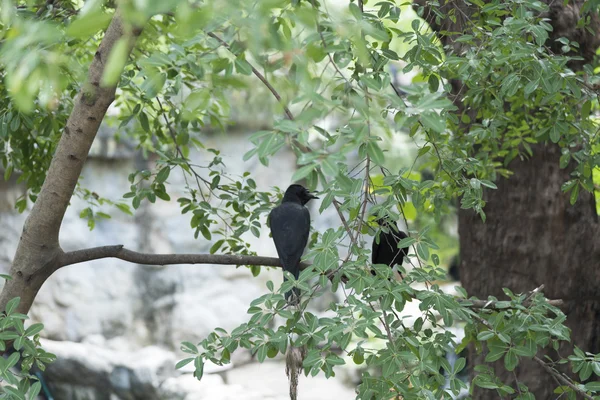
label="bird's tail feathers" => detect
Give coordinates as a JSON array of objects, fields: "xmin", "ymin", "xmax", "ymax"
[
  {"xmin": 285, "ymin": 345, "xmax": 306, "ymax": 400},
  {"xmin": 283, "ymin": 268, "xmax": 301, "ymax": 305}
]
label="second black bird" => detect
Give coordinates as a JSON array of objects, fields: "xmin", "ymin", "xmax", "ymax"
[
  {"xmin": 371, "ymin": 218, "xmax": 408, "ymax": 279},
  {"xmin": 269, "ymin": 184, "xmax": 318, "ymax": 305}
]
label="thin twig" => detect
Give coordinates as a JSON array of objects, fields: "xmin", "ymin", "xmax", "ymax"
[
  {"xmin": 206, "ymin": 32, "xmax": 295, "ymax": 121},
  {"xmin": 533, "ymin": 356, "xmax": 594, "ymax": 400},
  {"xmin": 459, "ymin": 298, "xmax": 564, "ymax": 310},
  {"xmin": 310, "ymin": 0, "xmax": 351, "ymax": 84}
]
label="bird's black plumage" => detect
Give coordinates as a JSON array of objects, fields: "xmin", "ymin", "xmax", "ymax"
[
  {"xmin": 269, "ymin": 184, "xmax": 318, "ymax": 304},
  {"xmin": 371, "ymin": 218, "xmax": 408, "ymax": 278}
]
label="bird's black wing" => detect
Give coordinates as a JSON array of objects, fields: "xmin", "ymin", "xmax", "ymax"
[{"xmin": 269, "ymin": 203, "xmax": 310, "ymax": 279}]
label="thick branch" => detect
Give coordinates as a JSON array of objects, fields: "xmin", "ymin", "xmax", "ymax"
[{"xmin": 60, "ymin": 245, "xmax": 308, "ymax": 269}]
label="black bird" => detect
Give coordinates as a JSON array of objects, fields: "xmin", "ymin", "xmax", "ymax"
[
  {"xmin": 269, "ymin": 184, "xmax": 318, "ymax": 304},
  {"xmin": 448, "ymin": 254, "xmax": 460, "ymax": 282},
  {"xmin": 371, "ymin": 218, "xmax": 408, "ymax": 278}
]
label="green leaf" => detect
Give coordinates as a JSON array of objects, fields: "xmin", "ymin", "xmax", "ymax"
[
  {"xmin": 3, "ymin": 386, "xmax": 25, "ymax": 400},
  {"xmin": 349, "ymin": 3, "xmax": 362, "ymax": 20},
  {"xmin": 421, "ymin": 112, "xmax": 446, "ymax": 133},
  {"xmin": 24, "ymin": 323, "xmax": 44, "ymax": 337},
  {"xmin": 549, "ymin": 124, "xmax": 561, "ymax": 143},
  {"xmin": 477, "ymin": 331, "xmax": 494, "ymax": 341},
  {"xmin": 321, "ymin": 158, "xmax": 339, "ymax": 177},
  {"xmin": 428, "ymin": 74, "xmax": 439, "ymax": 92},
  {"xmin": 417, "ymin": 145, "xmax": 431, "ymax": 157},
  {"xmin": 14, "ymin": 336, "xmax": 23, "ymax": 350},
  {"xmin": 504, "ymin": 349, "xmax": 519, "ymax": 371},
  {"xmin": 570, "ymin": 183, "xmax": 579, "ymax": 205},
  {"xmin": 28, "ymin": 381, "xmax": 41, "ymax": 400},
  {"xmin": 67, "ymin": 11, "xmax": 113, "ymax": 38},
  {"xmin": 140, "ymin": 72, "xmax": 167, "ymax": 98},
  {"xmin": 139, "ymin": 112, "xmax": 150, "ymax": 132},
  {"xmin": 176, "ymin": 358, "xmax": 194, "ymax": 369},
  {"xmin": 353, "ymin": 351, "xmax": 364, "ymax": 365},
  {"xmin": 400, "ymin": 201, "xmax": 417, "ymax": 220},
  {"xmin": 585, "ymin": 381, "xmax": 600, "ymax": 392},
  {"xmin": 235, "ymin": 58, "xmax": 253, "ymax": 75},
  {"xmin": 366, "ymin": 141, "xmax": 385, "ymax": 166},
  {"xmin": 5, "ymin": 297, "xmax": 20, "ymax": 315},
  {"xmin": 101, "ymin": 37, "xmax": 130, "ymax": 87},
  {"xmin": 307, "ymin": 43, "xmax": 326, "ymax": 62},
  {"xmin": 579, "ymin": 361, "xmax": 593, "ymax": 381},
  {"xmin": 156, "ymin": 167, "xmax": 170, "ymax": 184},
  {"xmin": 256, "ymin": 344, "xmax": 267, "ymax": 363},
  {"xmin": 181, "ymin": 341, "xmax": 198, "ymax": 354},
  {"xmin": 6, "ymin": 351, "xmax": 19, "ymax": 369},
  {"xmin": 454, "ymin": 357, "xmax": 466, "ymax": 374},
  {"xmin": 480, "ymin": 180, "xmax": 497, "ymax": 189},
  {"xmin": 184, "ymin": 90, "xmax": 210, "ymax": 112},
  {"xmin": 193, "ymin": 357, "xmax": 204, "ymax": 381},
  {"xmin": 210, "ymin": 239, "xmax": 224, "ymax": 254},
  {"xmin": 397, "ymin": 236, "xmax": 416, "ymax": 249},
  {"xmin": 581, "ymin": 100, "xmax": 591, "ymax": 119},
  {"xmin": 523, "ymin": 78, "xmax": 539, "ymax": 95},
  {"xmin": 500, "ymin": 73, "xmax": 520, "ymax": 96}
]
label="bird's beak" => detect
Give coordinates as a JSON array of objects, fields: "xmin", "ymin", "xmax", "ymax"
[{"xmin": 309, "ymin": 193, "xmax": 319, "ymax": 200}]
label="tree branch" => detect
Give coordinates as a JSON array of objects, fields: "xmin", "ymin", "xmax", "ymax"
[
  {"xmin": 60, "ymin": 245, "xmax": 302, "ymax": 269},
  {"xmin": 533, "ymin": 356, "xmax": 594, "ymax": 400},
  {"xmin": 459, "ymin": 298, "xmax": 564, "ymax": 310},
  {"xmin": 459, "ymin": 284, "xmax": 564, "ymax": 309},
  {"xmin": 206, "ymin": 32, "xmax": 295, "ymax": 121}
]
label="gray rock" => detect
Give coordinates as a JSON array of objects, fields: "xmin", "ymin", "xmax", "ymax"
[{"xmin": 42, "ymin": 339, "xmax": 177, "ymax": 400}]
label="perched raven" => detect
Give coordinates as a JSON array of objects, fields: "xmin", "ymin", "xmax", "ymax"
[
  {"xmin": 371, "ymin": 218, "xmax": 408, "ymax": 278},
  {"xmin": 448, "ymin": 254, "xmax": 460, "ymax": 282},
  {"xmin": 269, "ymin": 184, "xmax": 318, "ymax": 304}
]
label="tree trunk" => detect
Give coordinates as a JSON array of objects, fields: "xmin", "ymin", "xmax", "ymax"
[
  {"xmin": 459, "ymin": 144, "xmax": 600, "ymax": 398},
  {"xmin": 0, "ymin": 11, "xmax": 142, "ymax": 315},
  {"xmin": 413, "ymin": 0, "xmax": 600, "ymax": 397}
]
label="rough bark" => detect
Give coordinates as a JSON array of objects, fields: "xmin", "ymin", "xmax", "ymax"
[
  {"xmin": 0, "ymin": 12, "xmax": 142, "ymax": 314},
  {"xmin": 413, "ymin": 0, "xmax": 600, "ymax": 398},
  {"xmin": 460, "ymin": 145, "xmax": 600, "ymax": 398}
]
